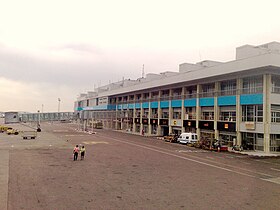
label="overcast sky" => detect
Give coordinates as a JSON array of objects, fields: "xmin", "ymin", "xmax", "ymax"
[{"xmin": 0, "ymin": 0, "xmax": 280, "ymax": 112}]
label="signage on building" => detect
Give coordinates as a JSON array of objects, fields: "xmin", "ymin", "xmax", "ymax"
[
  {"xmin": 245, "ymin": 122, "xmax": 255, "ymax": 130},
  {"xmin": 150, "ymin": 119, "xmax": 158, "ymax": 125},
  {"xmin": 142, "ymin": 118, "xmax": 149, "ymax": 124},
  {"xmin": 134, "ymin": 118, "xmax": 141, "ymax": 124},
  {"xmin": 217, "ymin": 122, "xmax": 236, "ymax": 132},
  {"xmin": 171, "ymin": 119, "xmax": 182, "ymax": 126},
  {"xmin": 183, "ymin": 120, "xmax": 196, "ymax": 128},
  {"xmin": 159, "ymin": 119, "xmax": 169, "ymax": 126},
  {"xmin": 199, "ymin": 121, "xmax": 214, "ymax": 130}
]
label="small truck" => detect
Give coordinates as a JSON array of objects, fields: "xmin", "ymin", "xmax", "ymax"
[{"xmin": 21, "ymin": 131, "xmax": 37, "ymax": 139}]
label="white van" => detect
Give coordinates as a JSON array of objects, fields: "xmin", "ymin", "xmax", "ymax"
[{"xmin": 177, "ymin": 133, "xmax": 198, "ymax": 144}]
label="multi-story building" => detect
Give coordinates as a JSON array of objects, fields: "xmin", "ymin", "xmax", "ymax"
[{"xmin": 75, "ymin": 42, "xmax": 280, "ymax": 153}]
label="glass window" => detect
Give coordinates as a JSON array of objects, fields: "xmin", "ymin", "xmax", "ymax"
[
  {"xmin": 220, "ymin": 80, "xmax": 237, "ymax": 96},
  {"xmin": 242, "ymin": 105, "xmax": 263, "ymax": 122},
  {"xmin": 242, "ymin": 76, "xmax": 263, "ymax": 94}
]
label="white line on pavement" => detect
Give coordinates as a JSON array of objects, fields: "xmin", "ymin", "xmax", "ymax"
[{"xmin": 270, "ymin": 168, "xmax": 280, "ymax": 172}]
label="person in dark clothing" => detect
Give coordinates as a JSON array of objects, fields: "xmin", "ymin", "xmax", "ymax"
[{"xmin": 73, "ymin": 145, "xmax": 79, "ymax": 161}]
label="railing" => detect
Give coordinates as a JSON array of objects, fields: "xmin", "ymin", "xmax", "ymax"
[{"xmin": 241, "ymin": 86, "xmax": 263, "ymax": 94}]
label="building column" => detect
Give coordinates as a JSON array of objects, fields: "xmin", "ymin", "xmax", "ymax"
[
  {"xmin": 169, "ymin": 89, "xmax": 172, "ymax": 134},
  {"xmin": 263, "ymin": 74, "xmax": 271, "ymax": 153},
  {"xmin": 148, "ymin": 92, "xmax": 152, "ymax": 135},
  {"xmin": 214, "ymin": 82, "xmax": 219, "ymax": 139},
  {"xmin": 181, "ymin": 87, "xmax": 186, "ymax": 133},
  {"xmin": 157, "ymin": 91, "xmax": 162, "ymax": 136},
  {"xmin": 236, "ymin": 78, "xmax": 242, "ymax": 146},
  {"xmin": 196, "ymin": 84, "xmax": 201, "ymax": 140}
]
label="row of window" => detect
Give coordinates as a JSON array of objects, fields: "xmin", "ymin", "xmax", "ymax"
[{"xmin": 81, "ymin": 105, "xmax": 280, "ymax": 123}]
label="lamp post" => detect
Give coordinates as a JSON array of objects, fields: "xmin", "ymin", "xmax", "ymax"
[
  {"xmin": 58, "ymin": 98, "xmax": 61, "ymax": 113},
  {"xmin": 58, "ymin": 98, "xmax": 61, "ymax": 121}
]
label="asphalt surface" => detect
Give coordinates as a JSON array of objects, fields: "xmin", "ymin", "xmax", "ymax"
[{"xmin": 1, "ymin": 122, "xmax": 280, "ymax": 210}]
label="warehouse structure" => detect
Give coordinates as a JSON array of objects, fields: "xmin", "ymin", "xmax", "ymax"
[{"xmin": 75, "ymin": 42, "xmax": 280, "ymax": 153}]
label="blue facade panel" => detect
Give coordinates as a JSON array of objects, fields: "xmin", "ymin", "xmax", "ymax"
[
  {"xmin": 240, "ymin": 94, "xmax": 263, "ymax": 105},
  {"xmin": 218, "ymin": 96, "xmax": 236, "ymax": 106},
  {"xmin": 171, "ymin": 100, "xmax": 182, "ymax": 108},
  {"xmin": 150, "ymin": 101, "xmax": 158, "ymax": 109},
  {"xmin": 122, "ymin": 104, "xmax": 128, "ymax": 109},
  {"xmin": 160, "ymin": 101, "xmax": 169, "ymax": 108},
  {"xmin": 108, "ymin": 104, "xmax": 116, "ymax": 110},
  {"xmin": 117, "ymin": 104, "xmax": 122, "ymax": 110},
  {"xmin": 184, "ymin": 99, "xmax": 196, "ymax": 107},
  {"xmin": 135, "ymin": 103, "xmax": 141, "ymax": 109},
  {"xmin": 142, "ymin": 102, "xmax": 149, "ymax": 109},
  {"xmin": 199, "ymin": 98, "xmax": 214, "ymax": 107},
  {"xmin": 128, "ymin": 103, "xmax": 134, "ymax": 109}
]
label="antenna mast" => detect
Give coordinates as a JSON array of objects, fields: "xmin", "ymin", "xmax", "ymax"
[{"xmin": 142, "ymin": 64, "xmax": 145, "ymax": 78}]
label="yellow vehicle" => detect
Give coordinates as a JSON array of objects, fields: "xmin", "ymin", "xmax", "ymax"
[
  {"xmin": 6, "ymin": 128, "xmax": 19, "ymax": 135},
  {"xmin": 0, "ymin": 125, "xmax": 12, "ymax": 133}
]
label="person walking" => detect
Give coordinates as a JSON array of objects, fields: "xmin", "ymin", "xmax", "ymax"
[
  {"xmin": 80, "ymin": 145, "xmax": 86, "ymax": 160},
  {"xmin": 73, "ymin": 145, "xmax": 79, "ymax": 161}
]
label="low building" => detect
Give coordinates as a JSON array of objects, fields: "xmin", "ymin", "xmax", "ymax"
[{"xmin": 75, "ymin": 42, "xmax": 280, "ymax": 153}]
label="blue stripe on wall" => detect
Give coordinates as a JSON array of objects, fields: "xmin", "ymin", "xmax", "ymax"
[
  {"xmin": 142, "ymin": 102, "xmax": 149, "ymax": 109},
  {"xmin": 184, "ymin": 99, "xmax": 196, "ymax": 107},
  {"xmin": 150, "ymin": 101, "xmax": 158, "ymax": 109},
  {"xmin": 135, "ymin": 103, "xmax": 141, "ymax": 109},
  {"xmin": 199, "ymin": 98, "xmax": 214, "ymax": 107},
  {"xmin": 171, "ymin": 100, "xmax": 182, "ymax": 108},
  {"xmin": 240, "ymin": 94, "xmax": 263, "ymax": 105},
  {"xmin": 122, "ymin": 104, "xmax": 128, "ymax": 109},
  {"xmin": 160, "ymin": 101, "xmax": 169, "ymax": 108},
  {"xmin": 218, "ymin": 96, "xmax": 236, "ymax": 106},
  {"xmin": 128, "ymin": 103, "xmax": 134, "ymax": 109}
]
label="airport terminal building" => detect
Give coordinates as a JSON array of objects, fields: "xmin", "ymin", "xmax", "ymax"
[{"xmin": 74, "ymin": 42, "xmax": 280, "ymax": 153}]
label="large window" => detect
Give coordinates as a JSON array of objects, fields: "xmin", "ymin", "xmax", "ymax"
[
  {"xmin": 185, "ymin": 107, "xmax": 196, "ymax": 120},
  {"xmin": 172, "ymin": 108, "xmax": 181, "ymax": 119},
  {"xmin": 220, "ymin": 80, "xmax": 236, "ymax": 96},
  {"xmin": 242, "ymin": 105, "xmax": 263, "ymax": 122},
  {"xmin": 185, "ymin": 86, "xmax": 197, "ymax": 98},
  {"xmin": 271, "ymin": 105, "xmax": 280, "ymax": 123},
  {"xmin": 161, "ymin": 109, "xmax": 169, "ymax": 118},
  {"xmin": 201, "ymin": 83, "xmax": 215, "ymax": 98},
  {"xmin": 272, "ymin": 75, "xmax": 280, "ymax": 93},
  {"xmin": 242, "ymin": 76, "xmax": 263, "ymax": 94},
  {"xmin": 219, "ymin": 106, "xmax": 236, "ymax": 121},
  {"xmin": 201, "ymin": 107, "xmax": 214, "ymax": 120}
]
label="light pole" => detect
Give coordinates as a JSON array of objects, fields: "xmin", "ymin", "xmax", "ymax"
[
  {"xmin": 58, "ymin": 98, "xmax": 61, "ymax": 121},
  {"xmin": 41, "ymin": 104, "xmax": 44, "ymax": 113},
  {"xmin": 58, "ymin": 98, "xmax": 61, "ymax": 113}
]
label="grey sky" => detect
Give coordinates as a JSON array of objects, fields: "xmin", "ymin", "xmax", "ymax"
[{"xmin": 1, "ymin": 0, "xmax": 280, "ymax": 112}]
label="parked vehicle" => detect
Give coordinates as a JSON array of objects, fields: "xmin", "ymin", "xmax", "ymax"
[
  {"xmin": 21, "ymin": 131, "xmax": 37, "ymax": 139},
  {"xmin": 6, "ymin": 128, "xmax": 19, "ymax": 135},
  {"xmin": 177, "ymin": 133, "xmax": 198, "ymax": 144},
  {"xmin": 164, "ymin": 133, "xmax": 178, "ymax": 143}
]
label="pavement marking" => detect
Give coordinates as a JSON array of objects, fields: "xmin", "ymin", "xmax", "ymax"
[
  {"xmin": 83, "ymin": 141, "xmax": 108, "ymax": 145},
  {"xmin": 206, "ymin": 156, "xmax": 215, "ymax": 160},
  {"xmin": 177, "ymin": 150, "xmax": 208, "ymax": 153},
  {"xmin": 262, "ymin": 177, "xmax": 280, "ymax": 184},
  {"xmin": 271, "ymin": 168, "xmax": 280, "ymax": 172},
  {"xmin": 105, "ymin": 136, "xmax": 280, "ymax": 184},
  {"xmin": 65, "ymin": 135, "xmax": 86, "ymax": 137},
  {"xmin": 255, "ymin": 159, "xmax": 280, "ymax": 166},
  {"xmin": 53, "ymin": 130, "xmax": 69, "ymax": 132}
]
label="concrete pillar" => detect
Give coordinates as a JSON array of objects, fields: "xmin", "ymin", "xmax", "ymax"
[
  {"xmin": 214, "ymin": 82, "xmax": 219, "ymax": 139},
  {"xmin": 182, "ymin": 87, "xmax": 186, "ymax": 133},
  {"xmin": 157, "ymin": 90, "xmax": 162, "ymax": 136},
  {"xmin": 236, "ymin": 78, "xmax": 242, "ymax": 146},
  {"xmin": 196, "ymin": 84, "xmax": 201, "ymax": 140},
  {"xmin": 263, "ymin": 74, "xmax": 271, "ymax": 153},
  {"xmin": 148, "ymin": 92, "xmax": 152, "ymax": 135},
  {"xmin": 169, "ymin": 89, "xmax": 172, "ymax": 134}
]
